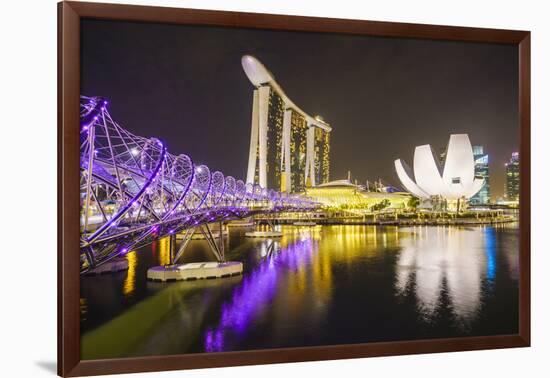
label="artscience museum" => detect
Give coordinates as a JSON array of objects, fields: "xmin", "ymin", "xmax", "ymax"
[{"xmin": 394, "ymin": 134, "xmax": 484, "ymax": 210}]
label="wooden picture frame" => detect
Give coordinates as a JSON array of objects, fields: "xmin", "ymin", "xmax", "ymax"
[{"xmin": 58, "ymin": 1, "xmax": 530, "ymax": 376}]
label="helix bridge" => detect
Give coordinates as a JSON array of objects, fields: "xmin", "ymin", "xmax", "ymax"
[{"xmin": 79, "ymin": 96, "xmax": 318, "ymax": 274}]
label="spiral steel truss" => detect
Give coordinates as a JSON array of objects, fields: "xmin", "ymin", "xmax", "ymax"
[{"xmin": 79, "ymin": 96, "xmax": 318, "ymax": 273}]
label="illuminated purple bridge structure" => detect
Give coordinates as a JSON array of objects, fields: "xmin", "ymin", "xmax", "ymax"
[{"xmin": 80, "ymin": 96, "xmax": 318, "ymax": 274}]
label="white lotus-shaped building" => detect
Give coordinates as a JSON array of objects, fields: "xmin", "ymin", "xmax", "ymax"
[{"xmin": 394, "ymin": 134, "xmax": 484, "ymax": 200}]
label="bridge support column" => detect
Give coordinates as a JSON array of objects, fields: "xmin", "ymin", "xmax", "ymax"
[
  {"xmin": 219, "ymin": 221, "xmax": 225, "ymax": 262},
  {"xmin": 245, "ymin": 215, "xmax": 283, "ymax": 238},
  {"xmin": 83, "ymin": 247, "xmax": 96, "ymax": 270},
  {"xmin": 147, "ymin": 224, "xmax": 243, "ymax": 282},
  {"xmin": 84, "ymin": 245, "xmax": 130, "ymax": 275},
  {"xmin": 173, "ymin": 227, "xmax": 195, "ymax": 264},
  {"xmin": 169, "ymin": 233, "xmax": 176, "ymax": 265}
]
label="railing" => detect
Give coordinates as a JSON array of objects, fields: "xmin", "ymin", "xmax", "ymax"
[{"xmin": 79, "ymin": 96, "xmax": 318, "ymax": 272}]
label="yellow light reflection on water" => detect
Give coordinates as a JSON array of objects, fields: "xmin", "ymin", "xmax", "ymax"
[
  {"xmin": 275, "ymin": 226, "xmax": 333, "ymax": 321},
  {"xmin": 311, "ymin": 242, "xmax": 333, "ymax": 304},
  {"xmin": 122, "ymin": 250, "xmax": 137, "ymax": 297},
  {"xmin": 80, "ymin": 297, "xmax": 88, "ymax": 322},
  {"xmin": 158, "ymin": 236, "xmax": 171, "ymax": 266}
]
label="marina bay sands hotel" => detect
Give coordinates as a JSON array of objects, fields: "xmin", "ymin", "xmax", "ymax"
[{"xmin": 242, "ymin": 55, "xmax": 332, "ymax": 193}]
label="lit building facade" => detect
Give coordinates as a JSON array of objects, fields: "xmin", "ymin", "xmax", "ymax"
[
  {"xmin": 243, "ymin": 55, "xmax": 331, "ymax": 193},
  {"xmin": 394, "ymin": 134, "xmax": 484, "ymax": 210},
  {"xmin": 305, "ymin": 179, "xmax": 411, "ymax": 211},
  {"xmin": 314, "ymin": 126, "xmax": 330, "ymax": 186},
  {"xmin": 470, "ymin": 145, "xmax": 491, "ymax": 204},
  {"xmin": 265, "ymin": 89, "xmax": 285, "ymax": 190},
  {"xmin": 289, "ymin": 111, "xmax": 308, "ymax": 192},
  {"xmin": 505, "ymin": 152, "xmax": 520, "ymax": 201}
]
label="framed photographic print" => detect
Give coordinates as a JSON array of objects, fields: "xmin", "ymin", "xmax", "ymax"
[{"xmin": 58, "ymin": 1, "xmax": 530, "ymax": 376}]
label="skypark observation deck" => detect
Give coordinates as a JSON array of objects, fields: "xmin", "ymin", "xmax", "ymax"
[
  {"xmin": 241, "ymin": 55, "xmax": 331, "ymax": 132},
  {"xmin": 79, "ymin": 96, "xmax": 318, "ymax": 273}
]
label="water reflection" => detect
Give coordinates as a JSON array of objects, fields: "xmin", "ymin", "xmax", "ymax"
[
  {"xmin": 156, "ymin": 237, "xmax": 171, "ymax": 266},
  {"xmin": 81, "ymin": 276, "xmax": 243, "ymax": 359},
  {"xmin": 395, "ymin": 226, "xmax": 504, "ymax": 325},
  {"xmin": 205, "ymin": 228, "xmax": 326, "ymax": 352},
  {"xmin": 81, "ymin": 224, "xmax": 519, "ymax": 359},
  {"xmin": 122, "ymin": 250, "xmax": 137, "ymax": 296},
  {"xmin": 484, "ymin": 227, "xmax": 497, "ymax": 283}
]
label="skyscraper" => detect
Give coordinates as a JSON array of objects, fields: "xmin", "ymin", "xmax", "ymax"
[
  {"xmin": 314, "ymin": 124, "xmax": 330, "ymax": 186},
  {"xmin": 243, "ymin": 55, "xmax": 331, "ymax": 193},
  {"xmin": 505, "ymin": 152, "xmax": 520, "ymax": 201},
  {"xmin": 265, "ymin": 89, "xmax": 285, "ymax": 190},
  {"xmin": 289, "ymin": 110, "xmax": 308, "ymax": 192},
  {"xmin": 470, "ymin": 145, "xmax": 490, "ymax": 204}
]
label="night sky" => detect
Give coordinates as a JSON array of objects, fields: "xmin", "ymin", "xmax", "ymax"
[{"xmin": 81, "ymin": 19, "xmax": 518, "ymax": 199}]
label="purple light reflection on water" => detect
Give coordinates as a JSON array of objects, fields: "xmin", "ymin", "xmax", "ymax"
[
  {"xmin": 204, "ymin": 236, "xmax": 316, "ymax": 352},
  {"xmin": 205, "ymin": 328, "xmax": 224, "ymax": 352}
]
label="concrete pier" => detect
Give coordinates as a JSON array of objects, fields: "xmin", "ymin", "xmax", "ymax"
[
  {"xmin": 87, "ymin": 257, "xmax": 129, "ymax": 275},
  {"xmin": 147, "ymin": 261, "xmax": 243, "ymax": 282}
]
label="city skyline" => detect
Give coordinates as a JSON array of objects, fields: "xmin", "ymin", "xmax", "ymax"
[{"xmin": 81, "ymin": 19, "xmax": 518, "ymax": 198}]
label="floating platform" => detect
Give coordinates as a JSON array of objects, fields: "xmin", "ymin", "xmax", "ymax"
[
  {"xmin": 147, "ymin": 261, "xmax": 243, "ymax": 282},
  {"xmin": 244, "ymin": 230, "xmax": 283, "ymax": 238},
  {"xmin": 87, "ymin": 258, "xmax": 129, "ymax": 275}
]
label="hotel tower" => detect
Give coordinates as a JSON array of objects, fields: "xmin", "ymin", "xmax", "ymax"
[{"xmin": 242, "ymin": 55, "xmax": 331, "ymax": 193}]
